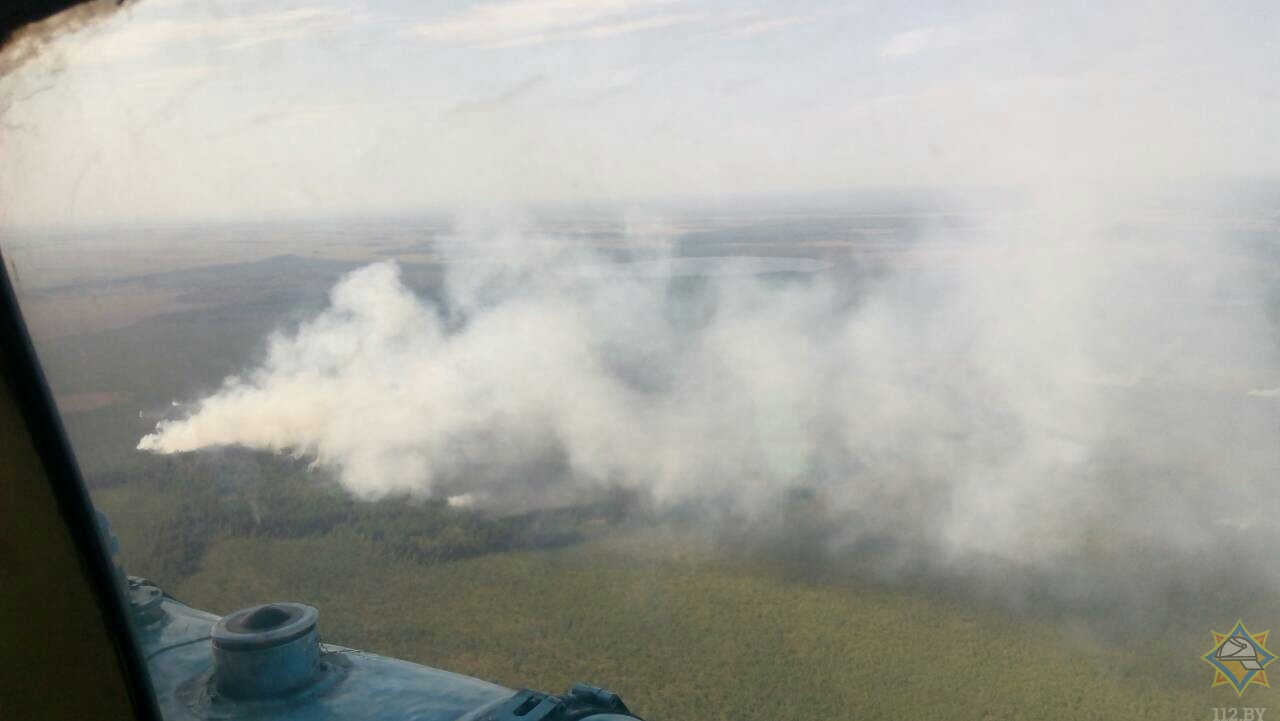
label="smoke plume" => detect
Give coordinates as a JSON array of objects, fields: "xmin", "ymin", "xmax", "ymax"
[{"xmin": 138, "ymin": 198, "xmax": 1280, "ymax": 576}]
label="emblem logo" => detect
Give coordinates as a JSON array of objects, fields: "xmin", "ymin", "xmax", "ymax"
[{"xmin": 1203, "ymin": 620, "xmax": 1277, "ymax": 696}]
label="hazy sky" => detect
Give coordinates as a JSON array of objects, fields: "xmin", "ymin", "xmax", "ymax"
[{"xmin": 1, "ymin": 0, "xmax": 1277, "ymax": 225}]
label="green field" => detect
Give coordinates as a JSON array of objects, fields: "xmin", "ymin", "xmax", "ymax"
[{"xmin": 90, "ymin": 468, "xmax": 1279, "ymax": 721}]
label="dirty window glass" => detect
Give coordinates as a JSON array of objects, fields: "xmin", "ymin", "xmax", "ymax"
[{"xmin": 3, "ymin": 1, "xmax": 1280, "ymax": 719}]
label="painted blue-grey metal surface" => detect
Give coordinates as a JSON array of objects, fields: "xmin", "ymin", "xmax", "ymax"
[
  {"xmin": 210, "ymin": 603, "xmax": 323, "ymax": 700},
  {"xmin": 134, "ymin": 581, "xmax": 516, "ymax": 721},
  {"xmin": 100, "ymin": 512, "xmax": 641, "ymax": 721}
]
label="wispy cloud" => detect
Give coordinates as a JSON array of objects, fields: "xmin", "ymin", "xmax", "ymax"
[
  {"xmin": 410, "ymin": 0, "xmax": 801, "ymax": 49},
  {"xmin": 573, "ymin": 12, "xmax": 704, "ymax": 41},
  {"xmin": 411, "ymin": 0, "xmax": 698, "ymax": 48},
  {"xmin": 880, "ymin": 15, "xmax": 1018, "ymax": 60},
  {"xmin": 75, "ymin": 7, "xmax": 365, "ymax": 62},
  {"xmin": 727, "ymin": 12, "xmax": 815, "ymax": 37},
  {"xmin": 1247, "ymin": 387, "xmax": 1280, "ymax": 398}
]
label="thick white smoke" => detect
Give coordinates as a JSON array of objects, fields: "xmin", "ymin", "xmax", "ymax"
[{"xmin": 138, "ymin": 199, "xmax": 1280, "ymax": 566}]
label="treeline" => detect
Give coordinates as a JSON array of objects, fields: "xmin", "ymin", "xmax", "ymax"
[{"xmin": 95, "ymin": 449, "xmax": 635, "ymax": 587}]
